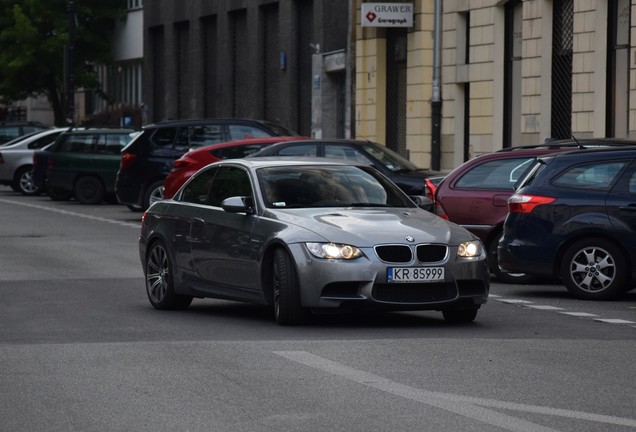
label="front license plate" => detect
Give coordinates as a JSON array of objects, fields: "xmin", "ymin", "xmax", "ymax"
[{"xmin": 387, "ymin": 267, "xmax": 445, "ymax": 283}]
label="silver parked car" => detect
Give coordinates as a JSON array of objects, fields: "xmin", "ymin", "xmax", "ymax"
[
  {"xmin": 139, "ymin": 159, "xmax": 489, "ymax": 325},
  {"xmin": 0, "ymin": 128, "xmax": 66, "ymax": 195}
]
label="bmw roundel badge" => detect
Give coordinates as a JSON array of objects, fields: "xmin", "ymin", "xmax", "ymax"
[{"xmin": 405, "ymin": 236, "xmax": 415, "ymax": 242}]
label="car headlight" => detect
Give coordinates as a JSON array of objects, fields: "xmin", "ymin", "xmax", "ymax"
[
  {"xmin": 457, "ymin": 241, "xmax": 483, "ymax": 258},
  {"xmin": 306, "ymin": 243, "xmax": 364, "ymax": 260}
]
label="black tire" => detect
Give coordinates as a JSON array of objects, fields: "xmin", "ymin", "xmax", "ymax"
[
  {"xmin": 47, "ymin": 186, "xmax": 73, "ymax": 201},
  {"xmin": 145, "ymin": 241, "xmax": 193, "ymax": 310},
  {"xmin": 560, "ymin": 238, "xmax": 628, "ymax": 300},
  {"xmin": 15, "ymin": 166, "xmax": 41, "ymax": 195},
  {"xmin": 74, "ymin": 177, "xmax": 104, "ymax": 204},
  {"xmin": 272, "ymin": 248, "xmax": 308, "ymax": 325},
  {"xmin": 488, "ymin": 234, "xmax": 535, "ymax": 284},
  {"xmin": 442, "ymin": 308, "xmax": 478, "ymax": 323},
  {"xmin": 143, "ymin": 180, "xmax": 164, "ymax": 210}
]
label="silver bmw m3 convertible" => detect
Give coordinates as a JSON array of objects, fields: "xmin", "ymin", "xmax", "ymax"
[{"xmin": 139, "ymin": 158, "xmax": 489, "ymax": 325}]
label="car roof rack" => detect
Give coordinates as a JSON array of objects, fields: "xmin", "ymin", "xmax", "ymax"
[{"xmin": 497, "ymin": 137, "xmax": 636, "ymax": 152}]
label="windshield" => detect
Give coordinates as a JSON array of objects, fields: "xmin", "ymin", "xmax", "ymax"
[
  {"xmin": 257, "ymin": 165, "xmax": 415, "ymax": 208},
  {"xmin": 360, "ymin": 141, "xmax": 421, "ymax": 172}
]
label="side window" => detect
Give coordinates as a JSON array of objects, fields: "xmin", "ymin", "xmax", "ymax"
[
  {"xmin": 59, "ymin": 134, "xmax": 97, "ymax": 153},
  {"xmin": 150, "ymin": 128, "xmax": 177, "ymax": 147},
  {"xmin": 28, "ymin": 133, "xmax": 60, "ymax": 149},
  {"xmin": 207, "ymin": 166, "xmax": 252, "ymax": 206},
  {"xmin": 456, "ymin": 157, "xmax": 535, "ymax": 190},
  {"xmin": 554, "ymin": 161, "xmax": 627, "ymax": 190},
  {"xmin": 0, "ymin": 127, "xmax": 20, "ymax": 142},
  {"xmin": 629, "ymin": 171, "xmax": 636, "ymax": 193},
  {"xmin": 180, "ymin": 167, "xmax": 217, "ymax": 204},
  {"xmin": 187, "ymin": 125, "xmax": 225, "ymax": 148},
  {"xmin": 325, "ymin": 144, "xmax": 372, "ymax": 163},
  {"xmin": 277, "ymin": 143, "xmax": 318, "ymax": 156},
  {"xmin": 228, "ymin": 125, "xmax": 272, "ymax": 140},
  {"xmin": 104, "ymin": 134, "xmax": 127, "ymax": 154}
]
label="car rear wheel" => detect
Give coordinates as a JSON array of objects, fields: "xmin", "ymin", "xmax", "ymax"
[
  {"xmin": 442, "ymin": 308, "xmax": 478, "ymax": 323},
  {"xmin": 488, "ymin": 234, "xmax": 535, "ymax": 284},
  {"xmin": 15, "ymin": 166, "xmax": 41, "ymax": 196},
  {"xmin": 145, "ymin": 241, "xmax": 192, "ymax": 310},
  {"xmin": 74, "ymin": 177, "xmax": 104, "ymax": 204},
  {"xmin": 560, "ymin": 239, "xmax": 627, "ymax": 300},
  {"xmin": 272, "ymin": 248, "xmax": 307, "ymax": 325},
  {"xmin": 144, "ymin": 180, "xmax": 164, "ymax": 210}
]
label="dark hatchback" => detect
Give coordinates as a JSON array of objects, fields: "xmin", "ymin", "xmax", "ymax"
[
  {"xmin": 115, "ymin": 118, "xmax": 298, "ymax": 211},
  {"xmin": 433, "ymin": 139, "xmax": 636, "ymax": 283},
  {"xmin": 498, "ymin": 146, "xmax": 636, "ymax": 300},
  {"xmin": 248, "ymin": 139, "xmax": 441, "ymax": 196}
]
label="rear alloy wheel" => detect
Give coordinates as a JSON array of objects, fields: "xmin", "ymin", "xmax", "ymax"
[
  {"xmin": 488, "ymin": 234, "xmax": 535, "ymax": 284},
  {"xmin": 15, "ymin": 166, "xmax": 41, "ymax": 196},
  {"xmin": 74, "ymin": 177, "xmax": 104, "ymax": 204},
  {"xmin": 272, "ymin": 248, "xmax": 307, "ymax": 325},
  {"xmin": 442, "ymin": 308, "xmax": 478, "ymax": 323},
  {"xmin": 145, "ymin": 241, "xmax": 192, "ymax": 310},
  {"xmin": 143, "ymin": 180, "xmax": 164, "ymax": 210},
  {"xmin": 560, "ymin": 239, "xmax": 627, "ymax": 300}
]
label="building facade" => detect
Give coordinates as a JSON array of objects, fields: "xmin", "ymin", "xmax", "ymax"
[
  {"xmin": 354, "ymin": 0, "xmax": 636, "ymax": 172},
  {"xmin": 143, "ymin": 0, "xmax": 349, "ymax": 137}
]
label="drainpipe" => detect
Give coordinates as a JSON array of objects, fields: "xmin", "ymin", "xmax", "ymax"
[{"xmin": 431, "ymin": 0, "xmax": 442, "ymax": 171}]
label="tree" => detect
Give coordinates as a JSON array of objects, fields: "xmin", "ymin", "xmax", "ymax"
[{"xmin": 0, "ymin": 0, "xmax": 126, "ymax": 125}]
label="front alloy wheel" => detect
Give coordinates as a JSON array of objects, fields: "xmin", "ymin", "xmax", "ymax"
[
  {"xmin": 145, "ymin": 241, "xmax": 192, "ymax": 310},
  {"xmin": 560, "ymin": 239, "xmax": 627, "ymax": 300}
]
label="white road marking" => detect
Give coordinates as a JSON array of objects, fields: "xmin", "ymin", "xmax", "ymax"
[
  {"xmin": 0, "ymin": 198, "xmax": 140, "ymax": 228},
  {"xmin": 496, "ymin": 299, "xmax": 533, "ymax": 304},
  {"xmin": 274, "ymin": 351, "xmax": 636, "ymax": 431},
  {"xmin": 560, "ymin": 312, "xmax": 598, "ymax": 317},
  {"xmin": 524, "ymin": 305, "xmax": 565, "ymax": 311},
  {"xmin": 594, "ymin": 318, "xmax": 636, "ymax": 325}
]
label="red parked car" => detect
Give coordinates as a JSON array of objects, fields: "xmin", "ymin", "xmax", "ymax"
[
  {"xmin": 433, "ymin": 139, "xmax": 636, "ymax": 283},
  {"xmin": 163, "ymin": 136, "xmax": 306, "ymax": 199}
]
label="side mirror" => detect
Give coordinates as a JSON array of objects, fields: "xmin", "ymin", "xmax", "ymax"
[
  {"xmin": 410, "ymin": 195, "xmax": 434, "ymax": 212},
  {"xmin": 221, "ymin": 196, "xmax": 254, "ymax": 214}
]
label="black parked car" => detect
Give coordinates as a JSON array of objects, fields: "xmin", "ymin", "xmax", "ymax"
[
  {"xmin": 498, "ymin": 146, "xmax": 636, "ymax": 300},
  {"xmin": 248, "ymin": 139, "xmax": 442, "ymax": 196},
  {"xmin": 115, "ymin": 118, "xmax": 298, "ymax": 211}
]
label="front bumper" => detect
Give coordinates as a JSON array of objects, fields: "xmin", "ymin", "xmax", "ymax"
[{"xmin": 289, "ymin": 243, "xmax": 490, "ymax": 311}]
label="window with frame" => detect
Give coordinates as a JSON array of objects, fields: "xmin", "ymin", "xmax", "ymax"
[
  {"xmin": 324, "ymin": 144, "xmax": 372, "ymax": 163},
  {"xmin": 176, "ymin": 125, "xmax": 225, "ymax": 150},
  {"xmin": 207, "ymin": 166, "xmax": 252, "ymax": 207},
  {"xmin": 150, "ymin": 128, "xmax": 177, "ymax": 147},
  {"xmin": 276, "ymin": 143, "xmax": 318, "ymax": 156},
  {"xmin": 456, "ymin": 157, "xmax": 535, "ymax": 190},
  {"xmin": 554, "ymin": 161, "xmax": 628, "ymax": 189},
  {"xmin": 228, "ymin": 125, "xmax": 272, "ymax": 140},
  {"xmin": 180, "ymin": 167, "xmax": 217, "ymax": 204}
]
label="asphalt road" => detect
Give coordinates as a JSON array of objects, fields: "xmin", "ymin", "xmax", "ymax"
[{"xmin": 1, "ymin": 188, "xmax": 635, "ymax": 432}]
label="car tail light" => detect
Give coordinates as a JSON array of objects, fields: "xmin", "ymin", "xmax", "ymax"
[
  {"xmin": 47, "ymin": 158, "xmax": 54, "ymax": 170},
  {"xmin": 434, "ymin": 200, "xmax": 449, "ymax": 220},
  {"xmin": 120, "ymin": 152, "xmax": 137, "ymax": 170},
  {"xmin": 170, "ymin": 159, "xmax": 190, "ymax": 172},
  {"xmin": 508, "ymin": 194, "xmax": 556, "ymax": 214},
  {"xmin": 424, "ymin": 178, "xmax": 437, "ymax": 201}
]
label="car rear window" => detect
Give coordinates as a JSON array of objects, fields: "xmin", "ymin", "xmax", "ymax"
[{"xmin": 455, "ymin": 157, "xmax": 535, "ymax": 190}]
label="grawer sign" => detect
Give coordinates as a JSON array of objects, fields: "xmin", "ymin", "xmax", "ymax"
[{"xmin": 361, "ymin": 3, "xmax": 414, "ymax": 27}]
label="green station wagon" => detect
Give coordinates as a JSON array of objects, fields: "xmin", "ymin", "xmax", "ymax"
[{"xmin": 45, "ymin": 128, "xmax": 138, "ymax": 204}]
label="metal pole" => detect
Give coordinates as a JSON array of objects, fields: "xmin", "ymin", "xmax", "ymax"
[
  {"xmin": 430, "ymin": 0, "xmax": 442, "ymax": 171},
  {"xmin": 65, "ymin": 1, "xmax": 76, "ymax": 126}
]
